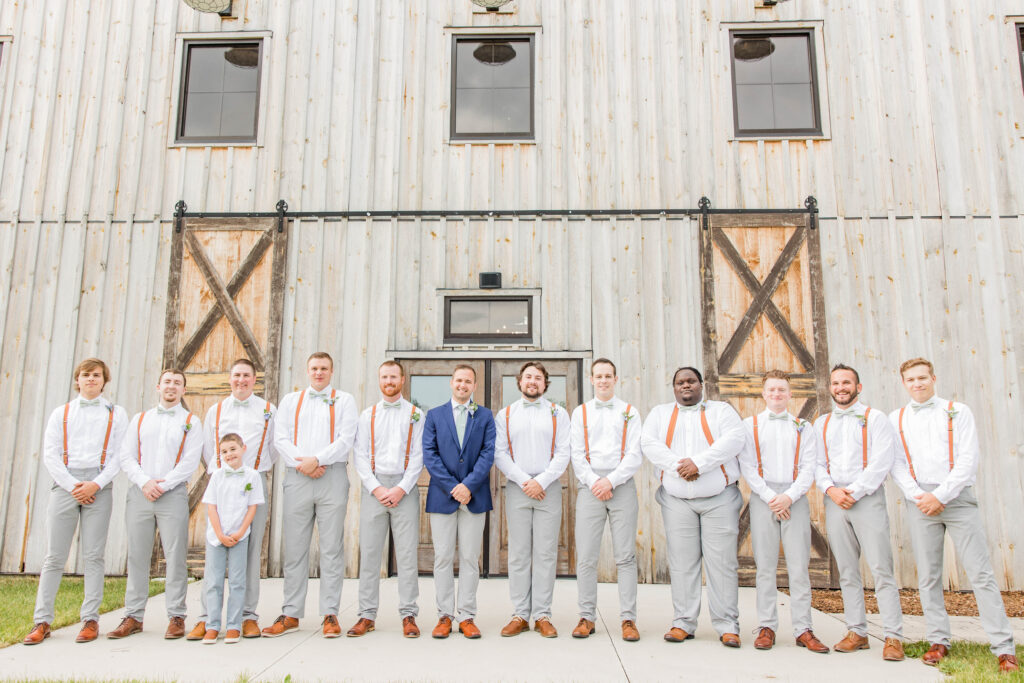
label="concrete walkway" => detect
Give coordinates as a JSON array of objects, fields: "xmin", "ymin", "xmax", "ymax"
[{"xmin": 2, "ymin": 578, "xmax": 947, "ymax": 682}]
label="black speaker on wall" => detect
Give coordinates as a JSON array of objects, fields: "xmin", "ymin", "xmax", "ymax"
[{"xmin": 479, "ymin": 272, "xmax": 502, "ymax": 289}]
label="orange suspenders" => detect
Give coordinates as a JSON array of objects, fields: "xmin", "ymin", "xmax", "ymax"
[
  {"xmin": 581, "ymin": 402, "xmax": 632, "ymax": 464},
  {"xmin": 897, "ymin": 401, "xmax": 955, "ymax": 480},
  {"xmin": 822, "ymin": 406, "xmax": 871, "ymax": 475},
  {"xmin": 294, "ymin": 389, "xmax": 337, "ymax": 447},
  {"xmin": 661, "ymin": 404, "xmax": 729, "ymax": 483},
  {"xmin": 504, "ymin": 403, "xmax": 558, "ymax": 462},
  {"xmin": 137, "ymin": 410, "xmax": 194, "ymax": 465},
  {"xmin": 215, "ymin": 398, "xmax": 272, "ymax": 468},
  {"xmin": 752, "ymin": 414, "xmax": 803, "ymax": 481},
  {"xmin": 62, "ymin": 402, "xmax": 115, "ymax": 469},
  {"xmin": 370, "ymin": 403, "xmax": 417, "ymax": 473}
]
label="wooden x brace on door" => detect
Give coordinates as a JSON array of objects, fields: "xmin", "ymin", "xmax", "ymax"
[{"xmin": 712, "ymin": 226, "xmax": 815, "ymax": 376}]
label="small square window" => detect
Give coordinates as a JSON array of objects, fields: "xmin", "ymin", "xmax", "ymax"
[
  {"xmin": 177, "ymin": 40, "xmax": 262, "ymax": 144},
  {"xmin": 451, "ymin": 35, "xmax": 534, "ymax": 140},
  {"xmin": 730, "ymin": 29, "xmax": 822, "ymax": 137},
  {"xmin": 444, "ymin": 297, "xmax": 532, "ymax": 343}
]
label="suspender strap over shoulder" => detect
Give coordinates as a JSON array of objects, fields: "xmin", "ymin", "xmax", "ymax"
[
  {"xmin": 137, "ymin": 410, "xmax": 193, "ymax": 466},
  {"xmin": 504, "ymin": 403, "xmax": 557, "ymax": 464},
  {"xmin": 661, "ymin": 404, "xmax": 727, "ymax": 483},
  {"xmin": 753, "ymin": 414, "xmax": 802, "ymax": 482},
  {"xmin": 255, "ymin": 400, "xmax": 271, "ymax": 470},
  {"xmin": 62, "ymin": 402, "xmax": 115, "ymax": 469},
  {"xmin": 582, "ymin": 402, "xmax": 632, "ymax": 465},
  {"xmin": 215, "ymin": 399, "xmax": 224, "ymax": 467},
  {"xmin": 369, "ymin": 403, "xmax": 417, "ymax": 474},
  {"xmin": 898, "ymin": 401, "xmax": 955, "ymax": 482},
  {"xmin": 823, "ymin": 407, "xmax": 871, "ymax": 475},
  {"xmin": 505, "ymin": 405, "xmax": 515, "ymax": 461},
  {"xmin": 582, "ymin": 403, "xmax": 590, "ymax": 463},
  {"xmin": 294, "ymin": 390, "xmax": 337, "ymax": 448}
]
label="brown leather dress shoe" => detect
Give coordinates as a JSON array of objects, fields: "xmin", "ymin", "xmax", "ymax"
[
  {"xmin": 500, "ymin": 616, "xmax": 529, "ymax": 637},
  {"xmin": 261, "ymin": 615, "xmax": 299, "ymax": 637},
  {"xmin": 241, "ymin": 619, "xmax": 261, "ymax": 638},
  {"xmin": 753, "ymin": 627, "xmax": 775, "ymax": 650},
  {"xmin": 107, "ymin": 616, "xmax": 143, "ymax": 639},
  {"xmin": 75, "ymin": 620, "xmax": 99, "ymax": 643},
  {"xmin": 922, "ymin": 643, "xmax": 949, "ymax": 666},
  {"xmin": 621, "ymin": 620, "xmax": 640, "ymax": 642},
  {"xmin": 534, "ymin": 618, "xmax": 557, "ymax": 638},
  {"xmin": 998, "ymin": 654, "xmax": 1019, "ymax": 673},
  {"xmin": 165, "ymin": 616, "xmax": 186, "ymax": 639},
  {"xmin": 346, "ymin": 618, "xmax": 375, "ymax": 637},
  {"xmin": 23, "ymin": 622, "xmax": 50, "ymax": 645},
  {"xmin": 432, "ymin": 616, "xmax": 452, "ymax": 639},
  {"xmin": 720, "ymin": 633, "xmax": 741, "ymax": 648},
  {"xmin": 795, "ymin": 630, "xmax": 830, "ymax": 654},
  {"xmin": 882, "ymin": 638, "xmax": 905, "ymax": 661},
  {"xmin": 664, "ymin": 627, "xmax": 693, "ymax": 642},
  {"xmin": 572, "ymin": 618, "xmax": 595, "ymax": 638},
  {"xmin": 322, "ymin": 615, "xmax": 341, "ymax": 638},
  {"xmin": 186, "ymin": 620, "xmax": 206, "ymax": 641},
  {"xmin": 459, "ymin": 619, "xmax": 481, "ymax": 639},
  {"xmin": 403, "ymin": 616, "xmax": 420, "ymax": 638},
  {"xmin": 834, "ymin": 631, "xmax": 869, "ymax": 652}
]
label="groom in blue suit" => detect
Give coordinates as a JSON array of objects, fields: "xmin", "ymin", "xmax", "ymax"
[{"xmin": 422, "ymin": 364, "xmax": 495, "ymax": 640}]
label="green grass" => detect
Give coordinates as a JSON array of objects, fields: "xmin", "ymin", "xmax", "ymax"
[
  {"xmin": 0, "ymin": 575, "xmax": 164, "ymax": 648},
  {"xmin": 905, "ymin": 640, "xmax": 1024, "ymax": 681}
]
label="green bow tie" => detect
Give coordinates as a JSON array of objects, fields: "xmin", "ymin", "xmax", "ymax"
[
  {"xmin": 677, "ymin": 404, "xmax": 701, "ymax": 412},
  {"xmin": 233, "ymin": 398, "xmax": 250, "ymax": 408},
  {"xmin": 595, "ymin": 399, "xmax": 615, "ymax": 409},
  {"xmin": 223, "ymin": 468, "xmax": 245, "ymax": 477},
  {"xmin": 833, "ymin": 408, "xmax": 857, "ymax": 417},
  {"xmin": 911, "ymin": 400, "xmax": 935, "ymax": 413},
  {"xmin": 80, "ymin": 398, "xmax": 101, "ymax": 407},
  {"xmin": 382, "ymin": 401, "xmax": 402, "ymax": 409},
  {"xmin": 768, "ymin": 412, "xmax": 789, "ymax": 421},
  {"xmin": 157, "ymin": 406, "xmax": 176, "ymax": 415},
  {"xmin": 309, "ymin": 390, "xmax": 328, "ymax": 399},
  {"xmin": 523, "ymin": 401, "xmax": 543, "ymax": 408}
]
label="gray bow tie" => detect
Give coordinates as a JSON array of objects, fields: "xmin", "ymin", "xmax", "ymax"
[
  {"xmin": 233, "ymin": 398, "xmax": 250, "ymax": 408},
  {"xmin": 157, "ymin": 406, "xmax": 176, "ymax": 416},
  {"xmin": 768, "ymin": 412, "xmax": 789, "ymax": 421},
  {"xmin": 677, "ymin": 404, "xmax": 701, "ymax": 412},
  {"xmin": 223, "ymin": 468, "xmax": 245, "ymax": 477},
  {"xmin": 381, "ymin": 401, "xmax": 402, "ymax": 409},
  {"xmin": 595, "ymin": 399, "xmax": 615, "ymax": 409},
  {"xmin": 833, "ymin": 408, "xmax": 857, "ymax": 417},
  {"xmin": 911, "ymin": 400, "xmax": 935, "ymax": 413},
  {"xmin": 80, "ymin": 398, "xmax": 101, "ymax": 407}
]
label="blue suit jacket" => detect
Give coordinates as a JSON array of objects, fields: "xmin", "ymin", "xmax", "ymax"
[{"xmin": 422, "ymin": 401, "xmax": 495, "ymax": 514}]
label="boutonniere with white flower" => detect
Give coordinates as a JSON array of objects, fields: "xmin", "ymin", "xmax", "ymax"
[
  {"xmin": 106, "ymin": 403, "xmax": 114, "ymax": 413},
  {"xmin": 411, "ymin": 410, "xmax": 421, "ymax": 424},
  {"xmin": 183, "ymin": 421, "xmax": 193, "ymax": 433},
  {"xmin": 550, "ymin": 404, "xmax": 558, "ymax": 417},
  {"xmin": 945, "ymin": 406, "xmax": 959, "ymax": 420},
  {"xmin": 855, "ymin": 413, "xmax": 867, "ymax": 427},
  {"xmin": 793, "ymin": 418, "xmax": 809, "ymax": 433},
  {"xmin": 468, "ymin": 401, "xmax": 478, "ymax": 415},
  {"xmin": 263, "ymin": 408, "xmax": 272, "ymax": 421},
  {"xmin": 324, "ymin": 396, "xmax": 338, "ymax": 407},
  {"xmin": 622, "ymin": 410, "xmax": 635, "ymax": 423}
]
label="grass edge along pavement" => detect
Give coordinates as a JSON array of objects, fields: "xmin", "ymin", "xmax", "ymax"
[
  {"xmin": 0, "ymin": 575, "xmax": 165, "ymax": 648},
  {"xmin": 904, "ymin": 640, "xmax": 1024, "ymax": 681}
]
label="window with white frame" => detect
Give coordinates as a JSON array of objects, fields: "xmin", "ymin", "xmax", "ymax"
[{"xmin": 176, "ymin": 40, "xmax": 262, "ymax": 144}]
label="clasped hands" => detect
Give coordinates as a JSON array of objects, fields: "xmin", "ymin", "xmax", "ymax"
[
  {"xmin": 216, "ymin": 530, "xmax": 246, "ymax": 547},
  {"xmin": 373, "ymin": 485, "xmax": 407, "ymax": 508},
  {"xmin": 296, "ymin": 456, "xmax": 327, "ymax": 479},
  {"xmin": 71, "ymin": 480, "xmax": 100, "ymax": 504}
]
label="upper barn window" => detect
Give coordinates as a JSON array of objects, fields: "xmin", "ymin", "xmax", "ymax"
[
  {"xmin": 176, "ymin": 40, "xmax": 262, "ymax": 144},
  {"xmin": 451, "ymin": 35, "xmax": 534, "ymax": 141},
  {"xmin": 730, "ymin": 29, "xmax": 822, "ymax": 137},
  {"xmin": 1018, "ymin": 24, "xmax": 1024, "ymax": 95}
]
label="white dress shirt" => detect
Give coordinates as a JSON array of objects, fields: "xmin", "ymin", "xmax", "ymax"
[
  {"xmin": 889, "ymin": 396, "xmax": 979, "ymax": 505},
  {"xmin": 202, "ymin": 465, "xmax": 265, "ymax": 546},
  {"xmin": 569, "ymin": 397, "xmax": 642, "ymax": 488},
  {"xmin": 813, "ymin": 400, "xmax": 895, "ymax": 501},
  {"xmin": 119, "ymin": 403, "xmax": 204, "ymax": 491},
  {"xmin": 354, "ymin": 397, "xmax": 425, "ymax": 494},
  {"xmin": 273, "ymin": 385, "xmax": 357, "ymax": 468},
  {"xmin": 739, "ymin": 409, "xmax": 817, "ymax": 505},
  {"xmin": 43, "ymin": 394, "xmax": 128, "ymax": 492},
  {"xmin": 493, "ymin": 397, "xmax": 571, "ymax": 489},
  {"xmin": 641, "ymin": 400, "xmax": 745, "ymax": 500},
  {"xmin": 203, "ymin": 394, "xmax": 277, "ymax": 473}
]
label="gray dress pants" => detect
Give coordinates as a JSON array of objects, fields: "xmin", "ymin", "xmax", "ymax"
[
  {"xmin": 824, "ymin": 487, "xmax": 903, "ymax": 639},
  {"xmin": 33, "ymin": 467, "xmax": 112, "ymax": 624},
  {"xmin": 575, "ymin": 475, "xmax": 638, "ymax": 622},
  {"xmin": 430, "ymin": 504, "xmax": 486, "ymax": 622},
  {"xmin": 124, "ymin": 484, "xmax": 189, "ymax": 621},
  {"xmin": 657, "ymin": 483, "xmax": 743, "ymax": 636},
  {"xmin": 749, "ymin": 482, "xmax": 813, "ymax": 637},
  {"xmin": 505, "ymin": 481, "xmax": 562, "ymax": 621},
  {"xmin": 357, "ymin": 473, "xmax": 420, "ymax": 620},
  {"xmin": 907, "ymin": 484, "xmax": 1014, "ymax": 655},
  {"xmin": 281, "ymin": 463, "xmax": 349, "ymax": 619}
]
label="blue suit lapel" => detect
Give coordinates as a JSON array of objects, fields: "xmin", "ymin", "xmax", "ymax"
[
  {"xmin": 460, "ymin": 406, "xmax": 479, "ymax": 455},
  {"xmin": 443, "ymin": 402, "xmax": 461, "ymax": 453}
]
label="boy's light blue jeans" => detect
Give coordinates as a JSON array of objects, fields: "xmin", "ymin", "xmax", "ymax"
[{"xmin": 204, "ymin": 537, "xmax": 249, "ymax": 632}]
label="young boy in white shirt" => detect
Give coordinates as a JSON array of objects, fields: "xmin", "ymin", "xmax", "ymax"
[{"xmin": 201, "ymin": 433, "xmax": 264, "ymax": 643}]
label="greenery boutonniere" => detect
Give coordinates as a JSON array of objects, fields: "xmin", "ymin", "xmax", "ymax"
[
  {"xmin": 794, "ymin": 418, "xmax": 809, "ymax": 433},
  {"xmin": 945, "ymin": 406, "xmax": 959, "ymax": 420},
  {"xmin": 244, "ymin": 482, "xmax": 253, "ymax": 492},
  {"xmin": 411, "ymin": 410, "xmax": 421, "ymax": 423},
  {"xmin": 855, "ymin": 413, "xmax": 867, "ymax": 427},
  {"xmin": 324, "ymin": 396, "xmax": 338, "ymax": 407},
  {"xmin": 183, "ymin": 421, "xmax": 193, "ymax": 433},
  {"xmin": 468, "ymin": 401, "xmax": 478, "ymax": 415},
  {"xmin": 622, "ymin": 410, "xmax": 634, "ymax": 423},
  {"xmin": 263, "ymin": 408, "xmax": 272, "ymax": 421}
]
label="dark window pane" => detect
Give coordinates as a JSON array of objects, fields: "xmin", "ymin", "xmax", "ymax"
[
  {"xmin": 732, "ymin": 41, "xmax": 773, "ymax": 85},
  {"xmin": 446, "ymin": 298, "xmax": 530, "ymax": 339},
  {"xmin": 180, "ymin": 41, "xmax": 260, "ymax": 141},
  {"xmin": 736, "ymin": 84, "xmax": 774, "ymax": 130},
  {"xmin": 452, "ymin": 36, "xmax": 533, "ymax": 138},
  {"xmin": 769, "ymin": 36, "xmax": 811, "ymax": 84},
  {"xmin": 773, "ymin": 83, "xmax": 815, "ymax": 129}
]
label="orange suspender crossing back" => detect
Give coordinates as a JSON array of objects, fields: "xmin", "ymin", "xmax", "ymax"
[
  {"xmin": 581, "ymin": 403, "xmax": 633, "ymax": 464},
  {"xmin": 897, "ymin": 401, "xmax": 955, "ymax": 480},
  {"xmin": 369, "ymin": 404, "xmax": 417, "ymax": 473},
  {"xmin": 752, "ymin": 414, "xmax": 803, "ymax": 482},
  {"xmin": 62, "ymin": 402, "xmax": 115, "ymax": 469}
]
